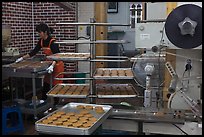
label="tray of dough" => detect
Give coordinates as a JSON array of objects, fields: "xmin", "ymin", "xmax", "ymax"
[
  {"xmin": 46, "ymin": 53, "xmax": 90, "ymax": 61},
  {"xmin": 35, "ymin": 102, "xmax": 113, "ymax": 135},
  {"xmin": 94, "ymin": 68, "xmax": 134, "ymax": 79},
  {"xmin": 96, "ymin": 84, "xmax": 139, "ymax": 98},
  {"xmin": 47, "ymin": 84, "xmax": 89, "ymax": 98},
  {"xmin": 2, "ymin": 60, "xmax": 52, "ymax": 73}
]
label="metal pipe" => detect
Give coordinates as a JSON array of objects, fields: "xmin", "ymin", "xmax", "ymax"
[
  {"xmin": 139, "ymin": 19, "xmax": 166, "ymax": 23},
  {"xmin": 54, "ymin": 77, "xmax": 93, "ymax": 81},
  {"xmin": 96, "ymin": 56, "xmax": 129, "ymax": 59},
  {"xmin": 89, "ymin": 18, "xmax": 96, "ymax": 103},
  {"xmin": 56, "ymin": 22, "xmax": 130, "ymax": 26},
  {"xmin": 32, "ymin": 2, "xmax": 35, "ymax": 48},
  {"xmin": 32, "ymin": 74, "xmax": 37, "ymax": 119},
  {"xmin": 165, "ymin": 51, "xmax": 202, "ymax": 62},
  {"xmin": 90, "ymin": 59, "xmax": 128, "ymax": 62}
]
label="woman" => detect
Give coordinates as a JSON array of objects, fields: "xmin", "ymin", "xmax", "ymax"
[{"xmin": 15, "ymin": 23, "xmax": 64, "ymax": 100}]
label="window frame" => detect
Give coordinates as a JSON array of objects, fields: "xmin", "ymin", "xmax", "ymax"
[{"xmin": 107, "ymin": 2, "xmax": 118, "ymax": 13}]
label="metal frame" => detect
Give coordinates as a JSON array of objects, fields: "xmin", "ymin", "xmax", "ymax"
[{"xmin": 2, "ymin": 68, "xmax": 54, "ymax": 119}]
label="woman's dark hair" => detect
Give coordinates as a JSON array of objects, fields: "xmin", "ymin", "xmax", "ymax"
[{"xmin": 36, "ymin": 23, "xmax": 54, "ymax": 35}]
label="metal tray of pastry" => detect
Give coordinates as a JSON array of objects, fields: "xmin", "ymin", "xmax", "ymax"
[
  {"xmin": 93, "ymin": 68, "xmax": 134, "ymax": 79},
  {"xmin": 46, "ymin": 53, "xmax": 90, "ymax": 61},
  {"xmin": 46, "ymin": 84, "xmax": 89, "ymax": 98},
  {"xmin": 96, "ymin": 84, "xmax": 139, "ymax": 98},
  {"xmin": 35, "ymin": 102, "xmax": 113, "ymax": 135},
  {"xmin": 2, "ymin": 60, "xmax": 52, "ymax": 73}
]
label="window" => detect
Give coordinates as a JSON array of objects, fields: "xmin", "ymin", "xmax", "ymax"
[{"xmin": 108, "ymin": 2, "xmax": 118, "ymax": 13}]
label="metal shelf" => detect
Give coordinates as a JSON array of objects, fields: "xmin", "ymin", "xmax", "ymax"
[
  {"xmin": 46, "ymin": 83, "xmax": 139, "ymax": 99},
  {"xmin": 55, "ymin": 40, "xmax": 130, "ymax": 44},
  {"xmin": 52, "ymin": 21, "xmax": 140, "ymax": 104},
  {"xmin": 56, "ymin": 22, "xmax": 130, "ymax": 26}
]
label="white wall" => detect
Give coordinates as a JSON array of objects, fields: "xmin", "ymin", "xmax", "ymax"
[
  {"xmin": 147, "ymin": 2, "xmax": 167, "ymax": 20},
  {"xmin": 77, "ymin": 2, "xmax": 94, "ymax": 74}
]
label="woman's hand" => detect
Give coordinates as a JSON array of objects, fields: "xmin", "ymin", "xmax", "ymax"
[
  {"xmin": 15, "ymin": 57, "xmax": 24, "ymax": 63},
  {"xmin": 46, "ymin": 65, "xmax": 54, "ymax": 73},
  {"xmin": 46, "ymin": 61, "xmax": 56, "ymax": 73},
  {"xmin": 15, "ymin": 54, "xmax": 31, "ymax": 63}
]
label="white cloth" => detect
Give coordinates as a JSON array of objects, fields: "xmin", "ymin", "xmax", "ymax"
[
  {"xmin": 46, "ymin": 65, "xmax": 54, "ymax": 73},
  {"xmin": 15, "ymin": 57, "xmax": 24, "ymax": 63}
]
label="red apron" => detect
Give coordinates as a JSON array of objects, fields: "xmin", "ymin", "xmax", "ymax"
[{"xmin": 41, "ymin": 38, "xmax": 64, "ymax": 86}]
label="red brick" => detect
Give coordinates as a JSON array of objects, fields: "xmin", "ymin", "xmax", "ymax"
[{"xmin": 2, "ymin": 2, "xmax": 77, "ymax": 71}]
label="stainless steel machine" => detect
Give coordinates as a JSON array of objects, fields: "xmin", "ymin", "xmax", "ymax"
[
  {"xmin": 2, "ymin": 24, "xmax": 20, "ymax": 64},
  {"xmin": 127, "ymin": 3, "xmax": 202, "ymax": 135}
]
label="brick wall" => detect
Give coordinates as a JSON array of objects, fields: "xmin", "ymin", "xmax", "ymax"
[
  {"xmin": 2, "ymin": 2, "xmax": 77, "ymax": 72},
  {"xmin": 2, "ymin": 2, "xmax": 33, "ymax": 54}
]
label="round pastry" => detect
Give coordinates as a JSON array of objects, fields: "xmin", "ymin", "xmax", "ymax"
[
  {"xmin": 58, "ymin": 90, "xmax": 66, "ymax": 94},
  {"xmin": 76, "ymin": 113, "xmax": 85, "ymax": 117},
  {"xmin": 76, "ymin": 105, "xmax": 85, "ymax": 109},
  {"xmin": 49, "ymin": 91, "xmax": 58, "ymax": 94},
  {"xmin": 51, "ymin": 114, "xmax": 61, "ymax": 118},
  {"xmin": 65, "ymin": 91, "xmax": 72, "ymax": 95},
  {"xmin": 55, "ymin": 111, "xmax": 66, "ymax": 115},
  {"xmin": 88, "ymin": 117, "xmax": 97, "ymax": 122},
  {"xmin": 79, "ymin": 117, "xmax": 88, "ymax": 121},
  {"xmin": 58, "ymin": 118, "xmax": 68, "ymax": 122},
  {"xmin": 95, "ymin": 106, "xmax": 103, "ymax": 110},
  {"xmin": 47, "ymin": 116, "xmax": 57, "ymax": 121},
  {"xmin": 66, "ymin": 112, "xmax": 75, "ymax": 116},
  {"xmin": 69, "ymin": 119, "xmax": 78, "ymax": 123},
  {"xmin": 86, "ymin": 121, "xmax": 95, "ymax": 125},
  {"xmin": 72, "ymin": 122, "xmax": 82, "ymax": 128},
  {"xmin": 69, "ymin": 116, "xmax": 79, "ymax": 120},
  {"xmin": 41, "ymin": 119, "xmax": 52, "ymax": 124},
  {"xmin": 75, "ymin": 114, "xmax": 84, "ymax": 118},
  {"xmin": 81, "ymin": 90, "xmax": 88, "ymax": 95},
  {"xmin": 85, "ymin": 105, "xmax": 93, "ymax": 110},
  {"xmin": 67, "ymin": 125, "xmax": 75, "ymax": 128},
  {"xmin": 155, "ymin": 112, "xmax": 164, "ymax": 117},
  {"xmin": 62, "ymin": 122, "xmax": 72, "ymax": 127},
  {"xmin": 52, "ymin": 121, "xmax": 63, "ymax": 126},
  {"xmin": 80, "ymin": 119, "xmax": 88, "ymax": 124},
  {"xmin": 73, "ymin": 91, "xmax": 81, "ymax": 95},
  {"xmin": 95, "ymin": 109, "xmax": 105, "ymax": 114},
  {"xmin": 94, "ymin": 106, "xmax": 105, "ymax": 113},
  {"xmin": 82, "ymin": 123, "xmax": 92, "ymax": 128},
  {"xmin": 62, "ymin": 114, "xmax": 71, "ymax": 119}
]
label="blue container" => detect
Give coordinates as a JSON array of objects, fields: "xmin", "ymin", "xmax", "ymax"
[{"xmin": 75, "ymin": 73, "xmax": 86, "ymax": 84}]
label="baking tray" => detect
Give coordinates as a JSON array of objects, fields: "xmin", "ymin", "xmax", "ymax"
[
  {"xmin": 35, "ymin": 102, "xmax": 113, "ymax": 135},
  {"xmin": 46, "ymin": 84, "xmax": 89, "ymax": 98},
  {"xmin": 94, "ymin": 68, "xmax": 134, "ymax": 79},
  {"xmin": 3, "ymin": 60, "xmax": 52, "ymax": 73},
  {"xmin": 46, "ymin": 53, "xmax": 90, "ymax": 61},
  {"xmin": 96, "ymin": 84, "xmax": 139, "ymax": 98}
]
